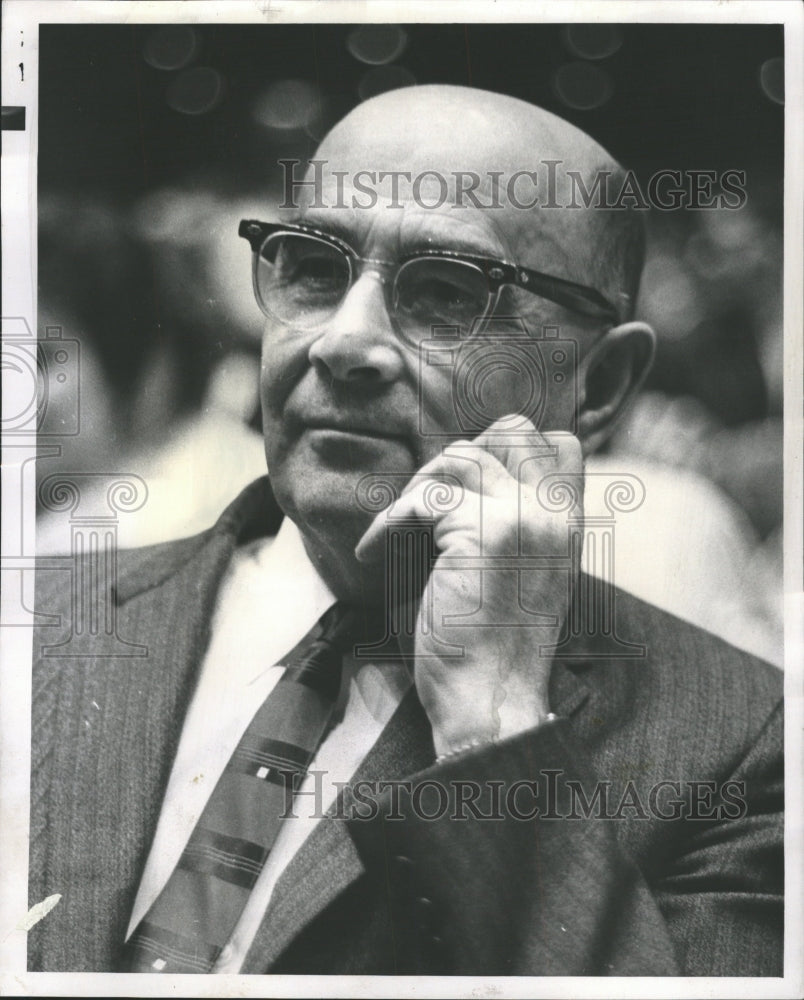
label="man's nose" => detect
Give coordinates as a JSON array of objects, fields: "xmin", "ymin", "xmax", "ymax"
[{"xmin": 307, "ymin": 271, "xmax": 405, "ymax": 384}]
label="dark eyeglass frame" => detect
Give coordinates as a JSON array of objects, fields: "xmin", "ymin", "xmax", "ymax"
[{"xmin": 239, "ymin": 218, "xmax": 620, "ymax": 330}]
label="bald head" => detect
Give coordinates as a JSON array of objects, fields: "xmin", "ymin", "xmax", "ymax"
[
  {"xmin": 320, "ymin": 85, "xmax": 614, "ymax": 172},
  {"xmin": 309, "ymin": 85, "xmax": 645, "ymax": 313}
]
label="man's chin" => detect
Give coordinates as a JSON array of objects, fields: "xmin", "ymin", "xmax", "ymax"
[{"xmin": 271, "ymin": 439, "xmax": 418, "ymax": 544}]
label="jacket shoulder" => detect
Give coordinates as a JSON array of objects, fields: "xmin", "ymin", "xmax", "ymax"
[
  {"xmin": 33, "ymin": 530, "xmax": 213, "ymax": 617},
  {"xmin": 575, "ymin": 584, "xmax": 783, "ymax": 783},
  {"xmin": 615, "ymin": 584, "xmax": 782, "ymax": 700}
]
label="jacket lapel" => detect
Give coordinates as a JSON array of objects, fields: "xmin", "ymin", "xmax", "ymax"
[
  {"xmin": 241, "ymin": 658, "xmax": 590, "ymax": 973},
  {"xmin": 31, "ymin": 529, "xmax": 238, "ymax": 969},
  {"xmin": 240, "ymin": 686, "xmax": 435, "ymax": 972}
]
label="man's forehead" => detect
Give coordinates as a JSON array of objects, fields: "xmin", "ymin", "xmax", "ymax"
[{"xmin": 286, "ymin": 85, "xmax": 619, "ymax": 273}]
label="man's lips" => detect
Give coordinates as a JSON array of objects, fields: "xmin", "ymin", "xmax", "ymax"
[{"xmin": 295, "ymin": 416, "xmax": 411, "ymax": 442}]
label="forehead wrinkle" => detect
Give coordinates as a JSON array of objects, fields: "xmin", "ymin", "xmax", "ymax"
[
  {"xmin": 288, "ymin": 204, "xmax": 362, "ymax": 243},
  {"xmin": 295, "ymin": 204, "xmax": 401, "ymax": 260},
  {"xmin": 398, "ymin": 206, "xmax": 510, "ymax": 258},
  {"xmin": 513, "ymin": 216, "xmax": 575, "ymax": 278}
]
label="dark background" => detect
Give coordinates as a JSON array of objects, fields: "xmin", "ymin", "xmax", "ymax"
[{"xmin": 39, "ymin": 23, "xmax": 784, "ymax": 206}]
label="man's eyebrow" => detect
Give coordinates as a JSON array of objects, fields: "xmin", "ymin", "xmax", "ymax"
[
  {"xmin": 285, "ymin": 213, "xmax": 506, "ymax": 259},
  {"xmin": 399, "ymin": 215, "xmax": 508, "ymax": 259},
  {"xmin": 289, "ymin": 212, "xmax": 359, "ymax": 243},
  {"xmin": 402, "ymin": 232, "xmax": 503, "ymax": 257}
]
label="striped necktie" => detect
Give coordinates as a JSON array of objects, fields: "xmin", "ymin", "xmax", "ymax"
[{"xmin": 125, "ymin": 602, "xmax": 354, "ymax": 973}]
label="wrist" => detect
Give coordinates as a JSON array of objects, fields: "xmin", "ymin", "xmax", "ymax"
[
  {"xmin": 429, "ymin": 693, "xmax": 555, "ymax": 759},
  {"xmin": 434, "ymin": 713, "xmax": 561, "ymax": 763}
]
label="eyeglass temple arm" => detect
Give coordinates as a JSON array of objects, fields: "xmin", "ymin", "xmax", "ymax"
[{"xmin": 513, "ymin": 265, "xmax": 619, "ymax": 323}]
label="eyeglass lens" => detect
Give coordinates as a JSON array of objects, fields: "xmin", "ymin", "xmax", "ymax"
[{"xmin": 256, "ymin": 231, "xmax": 492, "ymax": 342}]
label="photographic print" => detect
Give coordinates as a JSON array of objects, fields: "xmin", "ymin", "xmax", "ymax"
[{"xmin": 1, "ymin": 2, "xmax": 801, "ymax": 996}]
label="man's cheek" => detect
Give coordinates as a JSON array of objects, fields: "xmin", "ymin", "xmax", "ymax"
[
  {"xmin": 417, "ymin": 337, "xmax": 581, "ymax": 441},
  {"xmin": 416, "ymin": 353, "xmax": 532, "ymax": 442},
  {"xmin": 260, "ymin": 334, "xmax": 309, "ymax": 412},
  {"xmin": 416, "ymin": 366, "xmax": 459, "ymax": 440}
]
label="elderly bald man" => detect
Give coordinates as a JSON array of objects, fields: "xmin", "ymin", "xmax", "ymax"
[{"xmin": 30, "ymin": 85, "xmax": 782, "ymax": 977}]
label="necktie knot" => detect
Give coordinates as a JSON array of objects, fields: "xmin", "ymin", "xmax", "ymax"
[{"xmin": 283, "ymin": 602, "xmax": 355, "ymax": 698}]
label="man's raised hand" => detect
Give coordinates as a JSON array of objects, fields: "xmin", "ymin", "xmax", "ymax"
[{"xmin": 356, "ymin": 418, "xmax": 584, "ymax": 758}]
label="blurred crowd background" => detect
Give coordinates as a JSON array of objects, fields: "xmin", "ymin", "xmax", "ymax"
[{"xmin": 35, "ymin": 23, "xmax": 785, "ymax": 664}]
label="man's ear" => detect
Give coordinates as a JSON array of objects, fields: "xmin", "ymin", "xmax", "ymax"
[{"xmin": 575, "ymin": 321, "xmax": 656, "ymax": 456}]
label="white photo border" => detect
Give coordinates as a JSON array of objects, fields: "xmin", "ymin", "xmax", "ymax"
[{"xmin": 1, "ymin": 2, "xmax": 801, "ymax": 997}]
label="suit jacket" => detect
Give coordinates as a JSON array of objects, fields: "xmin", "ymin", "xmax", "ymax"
[{"xmin": 28, "ymin": 477, "xmax": 783, "ymax": 976}]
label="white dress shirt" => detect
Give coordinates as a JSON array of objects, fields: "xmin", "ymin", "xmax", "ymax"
[{"xmin": 125, "ymin": 518, "xmax": 412, "ymax": 972}]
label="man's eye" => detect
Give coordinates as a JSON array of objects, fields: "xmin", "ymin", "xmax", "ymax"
[
  {"xmin": 408, "ymin": 278, "xmax": 486, "ymax": 325},
  {"xmin": 287, "ymin": 254, "xmax": 342, "ymax": 285},
  {"xmin": 271, "ymin": 247, "xmax": 349, "ymax": 298},
  {"xmin": 417, "ymin": 278, "xmax": 471, "ymax": 307}
]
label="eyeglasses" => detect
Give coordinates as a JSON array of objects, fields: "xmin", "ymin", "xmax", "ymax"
[{"xmin": 239, "ymin": 219, "xmax": 619, "ymax": 346}]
